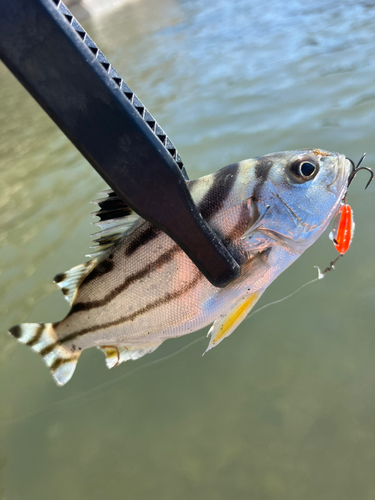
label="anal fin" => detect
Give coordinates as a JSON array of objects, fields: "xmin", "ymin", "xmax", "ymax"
[
  {"xmin": 99, "ymin": 343, "xmax": 161, "ymax": 369},
  {"xmin": 204, "ymin": 290, "xmax": 264, "ymax": 354}
]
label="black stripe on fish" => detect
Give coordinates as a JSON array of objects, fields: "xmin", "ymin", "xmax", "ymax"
[
  {"xmin": 254, "ymin": 159, "xmax": 273, "ymax": 181},
  {"xmin": 58, "ymin": 247, "xmax": 270, "ymax": 348},
  {"xmin": 74, "ymin": 199, "xmax": 251, "ymax": 317},
  {"xmin": 70, "ymin": 245, "xmax": 181, "ymax": 314},
  {"xmin": 74, "ymin": 165, "xmax": 246, "ymax": 314},
  {"xmin": 125, "ymin": 225, "xmax": 160, "ymax": 257},
  {"xmin": 226, "ymin": 203, "xmax": 252, "ymax": 241},
  {"xmin": 116, "ymin": 164, "xmax": 238, "ymax": 259},
  {"xmin": 25, "ymin": 324, "xmax": 45, "ymax": 347},
  {"xmin": 80, "ymin": 254, "xmax": 115, "ymax": 289},
  {"xmin": 218, "ymin": 203, "xmax": 254, "ymax": 265},
  {"xmin": 44, "ymin": 248, "xmax": 269, "ymax": 355},
  {"xmin": 50, "ymin": 357, "xmax": 78, "ymax": 373},
  {"xmin": 224, "ymin": 203, "xmax": 252, "ymax": 250},
  {"xmin": 46, "ymin": 271, "xmax": 202, "ymax": 348},
  {"xmin": 198, "ymin": 163, "xmax": 239, "ymax": 219},
  {"xmin": 252, "ymin": 159, "xmax": 274, "ymax": 202}
]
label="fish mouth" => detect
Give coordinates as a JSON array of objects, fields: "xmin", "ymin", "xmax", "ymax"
[
  {"xmin": 342, "ymin": 156, "xmax": 353, "ymax": 185},
  {"xmin": 327, "ymin": 154, "xmax": 351, "ymax": 196}
]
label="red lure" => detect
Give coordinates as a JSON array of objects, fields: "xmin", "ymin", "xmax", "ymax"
[
  {"xmin": 329, "ymin": 203, "xmax": 355, "ymax": 255},
  {"xmin": 320, "ymin": 154, "xmax": 372, "ymax": 277}
]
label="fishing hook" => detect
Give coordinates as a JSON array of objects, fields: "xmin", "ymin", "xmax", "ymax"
[{"xmin": 347, "ymin": 153, "xmax": 374, "ymax": 190}]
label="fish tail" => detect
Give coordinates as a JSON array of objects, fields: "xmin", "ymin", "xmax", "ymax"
[{"xmin": 8, "ymin": 323, "xmax": 81, "ymax": 386}]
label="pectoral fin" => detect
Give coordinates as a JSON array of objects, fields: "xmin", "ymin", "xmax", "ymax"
[{"xmin": 204, "ymin": 290, "xmax": 264, "ymax": 354}]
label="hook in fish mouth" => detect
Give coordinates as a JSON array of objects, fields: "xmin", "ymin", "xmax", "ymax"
[{"xmin": 347, "ymin": 153, "xmax": 374, "ymax": 190}]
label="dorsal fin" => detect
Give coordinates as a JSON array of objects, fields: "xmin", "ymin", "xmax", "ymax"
[
  {"xmin": 54, "ymin": 190, "xmax": 143, "ymax": 303},
  {"xmin": 91, "ymin": 189, "xmax": 132, "ymax": 221},
  {"xmin": 87, "ymin": 190, "xmax": 143, "ymax": 260},
  {"xmin": 54, "ymin": 260, "xmax": 98, "ymax": 305}
]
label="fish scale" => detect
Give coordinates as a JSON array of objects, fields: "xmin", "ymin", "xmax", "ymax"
[{"xmin": 8, "ymin": 149, "xmax": 351, "ymax": 385}]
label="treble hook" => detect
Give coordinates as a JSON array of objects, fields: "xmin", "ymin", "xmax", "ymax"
[{"xmin": 347, "ymin": 153, "xmax": 374, "ymax": 190}]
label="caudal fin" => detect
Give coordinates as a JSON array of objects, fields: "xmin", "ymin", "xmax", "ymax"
[{"xmin": 8, "ymin": 323, "xmax": 80, "ymax": 386}]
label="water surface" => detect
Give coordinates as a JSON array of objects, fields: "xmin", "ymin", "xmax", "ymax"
[{"xmin": 1, "ymin": 0, "xmax": 375, "ymax": 499}]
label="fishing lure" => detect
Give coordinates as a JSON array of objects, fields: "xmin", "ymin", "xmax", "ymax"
[
  {"xmin": 329, "ymin": 203, "xmax": 354, "ymax": 255},
  {"xmin": 329, "ymin": 153, "xmax": 373, "ymax": 257},
  {"xmin": 321, "ymin": 153, "xmax": 372, "ymax": 277}
]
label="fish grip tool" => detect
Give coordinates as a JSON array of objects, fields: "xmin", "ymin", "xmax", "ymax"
[{"xmin": 0, "ymin": 0, "xmax": 241, "ymax": 288}]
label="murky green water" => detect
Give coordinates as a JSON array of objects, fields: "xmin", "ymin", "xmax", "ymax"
[{"xmin": 1, "ymin": 0, "xmax": 375, "ymax": 498}]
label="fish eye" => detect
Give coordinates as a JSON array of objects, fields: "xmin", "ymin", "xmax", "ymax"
[{"xmin": 289, "ymin": 159, "xmax": 319, "ymax": 183}]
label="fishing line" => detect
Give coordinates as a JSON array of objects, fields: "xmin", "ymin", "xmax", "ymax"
[
  {"xmin": 1, "ymin": 267, "xmax": 331, "ymax": 427},
  {"xmin": 1, "ymin": 260, "xmax": 339, "ymax": 427},
  {"xmin": 0, "ymin": 335, "xmax": 205, "ymax": 427},
  {"xmin": 245, "ymin": 265, "xmax": 328, "ymax": 321}
]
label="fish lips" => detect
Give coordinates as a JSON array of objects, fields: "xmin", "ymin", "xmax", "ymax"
[{"xmin": 326, "ymin": 154, "xmax": 352, "ymax": 196}]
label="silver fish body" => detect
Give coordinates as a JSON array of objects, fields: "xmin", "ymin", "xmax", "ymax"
[{"xmin": 9, "ymin": 149, "xmax": 351, "ymax": 385}]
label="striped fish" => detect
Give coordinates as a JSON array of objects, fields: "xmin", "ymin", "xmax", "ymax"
[{"xmin": 8, "ymin": 149, "xmax": 351, "ymax": 385}]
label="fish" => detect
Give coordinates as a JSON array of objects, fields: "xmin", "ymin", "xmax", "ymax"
[{"xmin": 8, "ymin": 148, "xmax": 351, "ymax": 385}]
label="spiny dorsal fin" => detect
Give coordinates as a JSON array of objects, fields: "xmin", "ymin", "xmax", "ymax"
[
  {"xmin": 54, "ymin": 190, "xmax": 143, "ymax": 303},
  {"xmin": 92, "ymin": 189, "xmax": 132, "ymax": 222},
  {"xmin": 54, "ymin": 260, "xmax": 98, "ymax": 305},
  {"xmin": 87, "ymin": 190, "xmax": 143, "ymax": 260}
]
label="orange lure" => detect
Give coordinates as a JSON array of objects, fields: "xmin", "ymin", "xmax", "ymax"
[
  {"xmin": 322, "ymin": 153, "xmax": 372, "ymax": 276},
  {"xmin": 329, "ymin": 203, "xmax": 355, "ymax": 255}
]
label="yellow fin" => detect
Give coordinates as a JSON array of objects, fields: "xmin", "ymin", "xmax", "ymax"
[
  {"xmin": 204, "ymin": 290, "xmax": 264, "ymax": 354},
  {"xmin": 99, "ymin": 345, "xmax": 121, "ymax": 369},
  {"xmin": 98, "ymin": 343, "xmax": 161, "ymax": 369}
]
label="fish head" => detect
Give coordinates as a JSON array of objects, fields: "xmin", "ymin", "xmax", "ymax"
[{"xmin": 249, "ymin": 149, "xmax": 352, "ymax": 252}]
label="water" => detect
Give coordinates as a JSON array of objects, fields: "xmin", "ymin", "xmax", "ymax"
[{"xmin": 1, "ymin": 0, "xmax": 375, "ymax": 498}]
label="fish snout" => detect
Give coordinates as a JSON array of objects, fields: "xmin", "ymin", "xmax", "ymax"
[
  {"xmin": 342, "ymin": 155, "xmax": 353, "ymax": 183},
  {"xmin": 327, "ymin": 153, "xmax": 351, "ymax": 196}
]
